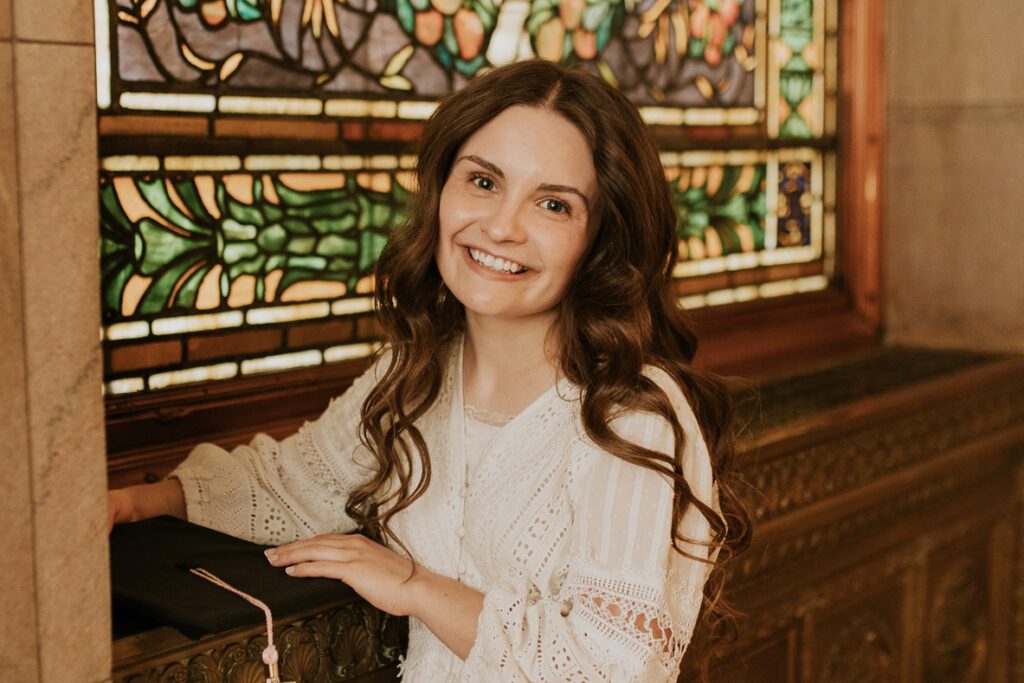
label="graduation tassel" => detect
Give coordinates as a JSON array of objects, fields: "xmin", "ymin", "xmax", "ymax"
[{"xmin": 189, "ymin": 567, "xmax": 292, "ymax": 683}]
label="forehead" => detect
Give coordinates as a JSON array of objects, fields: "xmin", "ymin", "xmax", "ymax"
[{"xmin": 456, "ymin": 105, "xmax": 598, "ymax": 193}]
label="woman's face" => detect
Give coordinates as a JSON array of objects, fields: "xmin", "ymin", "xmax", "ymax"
[{"xmin": 435, "ymin": 105, "xmax": 600, "ymax": 325}]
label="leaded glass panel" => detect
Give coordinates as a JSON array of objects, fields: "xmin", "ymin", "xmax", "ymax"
[{"xmin": 96, "ymin": 0, "xmax": 839, "ymax": 393}]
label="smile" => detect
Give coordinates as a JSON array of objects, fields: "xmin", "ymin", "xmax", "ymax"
[{"xmin": 468, "ymin": 247, "xmax": 529, "ymax": 274}]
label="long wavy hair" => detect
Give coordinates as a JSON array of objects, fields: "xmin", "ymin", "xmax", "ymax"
[{"xmin": 348, "ymin": 58, "xmax": 752, "ymax": 679}]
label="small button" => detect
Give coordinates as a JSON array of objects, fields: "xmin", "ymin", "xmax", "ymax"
[{"xmin": 559, "ymin": 598, "xmax": 573, "ymax": 617}]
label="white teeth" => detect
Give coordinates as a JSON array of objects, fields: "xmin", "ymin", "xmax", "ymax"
[{"xmin": 469, "ymin": 248, "xmax": 527, "ymax": 274}]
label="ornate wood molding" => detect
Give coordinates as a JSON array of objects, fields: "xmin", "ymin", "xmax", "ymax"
[{"xmin": 114, "ymin": 602, "xmax": 406, "ymax": 683}]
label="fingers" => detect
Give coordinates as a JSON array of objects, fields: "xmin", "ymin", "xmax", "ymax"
[
  {"xmin": 282, "ymin": 561, "xmax": 350, "ymax": 581},
  {"xmin": 265, "ymin": 540, "xmax": 361, "ymax": 568}
]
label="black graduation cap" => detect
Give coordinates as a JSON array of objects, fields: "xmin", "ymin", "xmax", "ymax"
[{"xmin": 110, "ymin": 516, "xmax": 357, "ymax": 640}]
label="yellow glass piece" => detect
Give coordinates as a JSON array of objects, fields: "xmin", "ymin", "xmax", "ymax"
[
  {"xmin": 94, "ymin": 0, "xmax": 112, "ymax": 109},
  {"xmin": 102, "ymin": 156, "xmax": 160, "ymax": 172},
  {"xmin": 195, "ymin": 265, "xmax": 222, "ymax": 310},
  {"xmin": 262, "ymin": 174, "xmax": 282, "ymax": 205},
  {"xmin": 195, "ymin": 176, "xmax": 221, "ymax": 219},
  {"xmin": 219, "ymin": 96, "xmax": 323, "ymax": 116},
  {"xmin": 227, "ymin": 274, "xmax": 258, "ymax": 307},
  {"xmin": 277, "ymin": 173, "xmax": 346, "ymax": 192},
  {"xmin": 106, "ymin": 321, "xmax": 151, "ymax": 341},
  {"xmin": 245, "ymin": 155, "xmax": 321, "ymax": 171},
  {"xmin": 105, "ymin": 377, "xmax": 146, "ymax": 396},
  {"xmin": 279, "ymin": 281, "xmax": 348, "ymax": 302},
  {"xmin": 120, "ymin": 274, "xmax": 152, "ymax": 317},
  {"xmin": 240, "ymin": 350, "xmax": 323, "ymax": 375},
  {"xmin": 324, "ymin": 342, "xmax": 379, "ymax": 364},
  {"xmin": 223, "ymin": 174, "xmax": 255, "ymax": 205},
  {"xmin": 152, "ymin": 311, "xmax": 245, "ymax": 335},
  {"xmin": 120, "ymin": 92, "xmax": 216, "ymax": 112},
  {"xmin": 113, "ymin": 177, "xmax": 176, "ymax": 229},
  {"xmin": 149, "ymin": 363, "xmax": 238, "ymax": 390},
  {"xmin": 165, "ymin": 156, "xmax": 241, "ymax": 171},
  {"xmin": 330, "ymin": 297, "xmax": 374, "ymax": 316},
  {"xmin": 264, "ymin": 269, "xmax": 284, "ymax": 302},
  {"xmin": 246, "ymin": 302, "xmax": 331, "ymax": 325},
  {"xmin": 324, "ymin": 99, "xmax": 397, "ymax": 118},
  {"xmin": 396, "ymin": 101, "xmax": 437, "ymax": 119}
]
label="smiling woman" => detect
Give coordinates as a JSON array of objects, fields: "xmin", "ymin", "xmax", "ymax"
[
  {"xmin": 435, "ymin": 106, "xmax": 598, "ymax": 336},
  {"xmin": 109, "ymin": 58, "xmax": 751, "ymax": 682}
]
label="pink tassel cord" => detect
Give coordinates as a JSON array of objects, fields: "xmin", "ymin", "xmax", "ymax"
[{"xmin": 189, "ymin": 567, "xmax": 284, "ymax": 683}]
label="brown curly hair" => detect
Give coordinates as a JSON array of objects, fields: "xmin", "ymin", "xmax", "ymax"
[{"xmin": 348, "ymin": 58, "xmax": 752, "ymax": 679}]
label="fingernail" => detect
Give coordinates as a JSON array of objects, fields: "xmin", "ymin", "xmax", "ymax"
[
  {"xmin": 264, "ymin": 549, "xmax": 276, "ymax": 560},
  {"xmin": 285, "ymin": 566, "xmax": 295, "ymax": 575}
]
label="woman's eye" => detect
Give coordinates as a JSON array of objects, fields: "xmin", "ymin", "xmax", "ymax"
[
  {"xmin": 543, "ymin": 198, "xmax": 570, "ymax": 215},
  {"xmin": 469, "ymin": 174, "xmax": 494, "ymax": 191}
]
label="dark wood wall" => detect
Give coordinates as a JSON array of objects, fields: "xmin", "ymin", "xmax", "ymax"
[{"xmin": 681, "ymin": 350, "xmax": 1024, "ymax": 682}]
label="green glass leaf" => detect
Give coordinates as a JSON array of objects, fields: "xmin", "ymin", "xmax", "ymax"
[
  {"xmin": 171, "ymin": 180, "xmax": 215, "ymax": 229},
  {"xmin": 397, "ymin": 0, "xmax": 415, "ymax": 34},
  {"xmin": 282, "ymin": 218, "xmax": 316, "ymax": 235},
  {"xmin": 137, "ymin": 251, "xmax": 203, "ymax": 315},
  {"xmin": 257, "ymin": 224, "xmax": 289, "ymax": 253},
  {"xmin": 312, "ymin": 214, "xmax": 359, "ymax": 234},
  {"xmin": 435, "ymin": 44, "xmax": 454, "ymax": 70},
  {"xmin": 137, "ymin": 178, "xmax": 210, "ymax": 236},
  {"xmin": 316, "ymin": 234, "xmax": 360, "ymax": 257},
  {"xmin": 225, "ymin": 195, "xmax": 267, "ymax": 227},
  {"xmin": 135, "ymin": 219, "xmax": 207, "ymax": 276},
  {"xmin": 780, "ymin": 72, "xmax": 812, "ymax": 107},
  {"xmin": 688, "ymin": 37, "xmax": 706, "ymax": 60},
  {"xmin": 779, "ymin": 113, "xmax": 813, "ymax": 139},
  {"xmin": 359, "ymin": 231, "xmax": 389, "ymax": 272},
  {"xmin": 442, "ymin": 18, "xmax": 460, "ymax": 57},
  {"xmin": 222, "ymin": 218, "xmax": 259, "ymax": 241},
  {"xmin": 223, "ymin": 242, "xmax": 260, "ymax": 263},
  {"xmin": 582, "ymin": 2, "xmax": 607, "ymax": 32},
  {"xmin": 526, "ymin": 8, "xmax": 555, "ymax": 36},
  {"xmin": 103, "ymin": 262, "xmax": 135, "ymax": 315},
  {"xmin": 99, "ymin": 185, "xmax": 134, "ymax": 236},
  {"xmin": 173, "ymin": 263, "xmax": 212, "ymax": 309},
  {"xmin": 287, "ymin": 236, "xmax": 318, "ymax": 255}
]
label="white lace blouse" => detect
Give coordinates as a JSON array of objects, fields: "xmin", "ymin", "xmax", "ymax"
[{"xmin": 171, "ymin": 336, "xmax": 720, "ymax": 681}]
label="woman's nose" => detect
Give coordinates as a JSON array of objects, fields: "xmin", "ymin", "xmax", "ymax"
[{"xmin": 481, "ymin": 200, "xmax": 527, "ymax": 243}]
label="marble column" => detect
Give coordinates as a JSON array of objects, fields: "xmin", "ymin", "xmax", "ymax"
[
  {"xmin": 0, "ymin": 0, "xmax": 110, "ymax": 679},
  {"xmin": 885, "ymin": 0, "xmax": 1024, "ymax": 351}
]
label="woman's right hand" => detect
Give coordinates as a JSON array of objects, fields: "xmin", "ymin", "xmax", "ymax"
[
  {"xmin": 107, "ymin": 479, "xmax": 187, "ymax": 533},
  {"xmin": 108, "ymin": 489, "xmax": 139, "ymax": 532}
]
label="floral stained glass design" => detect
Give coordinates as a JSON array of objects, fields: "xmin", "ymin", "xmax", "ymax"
[
  {"xmin": 101, "ymin": 164, "xmax": 406, "ymax": 322},
  {"xmin": 96, "ymin": 0, "xmax": 838, "ymax": 393},
  {"xmin": 99, "ymin": 0, "xmax": 763, "ymax": 115}
]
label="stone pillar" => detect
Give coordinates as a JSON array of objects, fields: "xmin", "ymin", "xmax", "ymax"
[
  {"xmin": 885, "ymin": 0, "xmax": 1024, "ymax": 352},
  {"xmin": 0, "ymin": 0, "xmax": 110, "ymax": 679}
]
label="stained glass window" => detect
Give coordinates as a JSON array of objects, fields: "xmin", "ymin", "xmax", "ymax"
[{"xmin": 96, "ymin": 0, "xmax": 837, "ymax": 394}]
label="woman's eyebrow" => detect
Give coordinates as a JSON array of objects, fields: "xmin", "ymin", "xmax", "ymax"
[{"xmin": 456, "ymin": 154, "xmax": 591, "ymax": 211}]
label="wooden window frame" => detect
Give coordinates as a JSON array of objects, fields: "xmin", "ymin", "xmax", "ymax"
[{"xmin": 104, "ymin": 0, "xmax": 885, "ymax": 486}]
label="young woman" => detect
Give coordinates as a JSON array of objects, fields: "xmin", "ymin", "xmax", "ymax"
[{"xmin": 110, "ymin": 58, "xmax": 750, "ymax": 681}]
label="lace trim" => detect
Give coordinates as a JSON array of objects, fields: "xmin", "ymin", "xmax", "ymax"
[
  {"xmin": 565, "ymin": 572, "xmax": 692, "ymax": 674},
  {"xmin": 464, "ymin": 403, "xmax": 516, "ymax": 426}
]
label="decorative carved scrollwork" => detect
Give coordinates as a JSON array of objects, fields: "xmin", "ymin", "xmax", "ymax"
[
  {"xmin": 925, "ymin": 557, "xmax": 988, "ymax": 682},
  {"xmin": 820, "ymin": 610, "xmax": 897, "ymax": 683},
  {"xmin": 116, "ymin": 603, "xmax": 407, "ymax": 683},
  {"xmin": 743, "ymin": 385, "xmax": 1024, "ymax": 523}
]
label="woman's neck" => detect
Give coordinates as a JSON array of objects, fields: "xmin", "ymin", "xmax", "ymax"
[{"xmin": 462, "ymin": 311, "xmax": 559, "ymax": 416}]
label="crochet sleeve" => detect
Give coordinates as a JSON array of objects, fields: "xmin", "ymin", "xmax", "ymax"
[
  {"xmin": 462, "ymin": 367, "xmax": 720, "ymax": 682},
  {"xmin": 168, "ymin": 351, "xmax": 389, "ymax": 546}
]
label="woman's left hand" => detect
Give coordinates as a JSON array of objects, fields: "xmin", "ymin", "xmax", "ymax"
[{"xmin": 265, "ymin": 534, "xmax": 419, "ymax": 616}]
